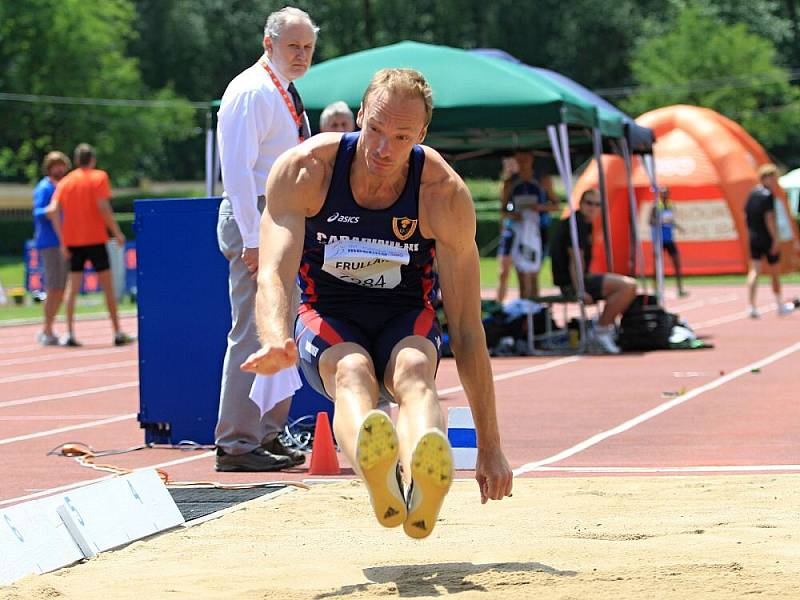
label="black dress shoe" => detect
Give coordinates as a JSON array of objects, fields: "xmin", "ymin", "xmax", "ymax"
[
  {"xmin": 215, "ymin": 447, "xmax": 293, "ymax": 472},
  {"xmin": 261, "ymin": 437, "xmax": 306, "ymax": 467}
]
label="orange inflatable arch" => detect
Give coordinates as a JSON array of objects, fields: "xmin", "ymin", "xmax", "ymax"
[{"xmin": 573, "ymin": 105, "xmax": 799, "ymax": 275}]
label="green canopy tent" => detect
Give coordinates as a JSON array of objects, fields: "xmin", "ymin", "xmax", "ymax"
[{"xmin": 297, "ymin": 41, "xmax": 624, "ymax": 151}]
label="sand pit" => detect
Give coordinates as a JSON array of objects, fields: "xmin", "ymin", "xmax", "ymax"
[{"xmin": 4, "ymin": 475, "xmax": 799, "ymax": 599}]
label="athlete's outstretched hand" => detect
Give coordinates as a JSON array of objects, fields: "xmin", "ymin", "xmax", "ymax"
[
  {"xmin": 240, "ymin": 338, "xmax": 298, "ymax": 375},
  {"xmin": 475, "ymin": 446, "xmax": 514, "ymax": 504}
]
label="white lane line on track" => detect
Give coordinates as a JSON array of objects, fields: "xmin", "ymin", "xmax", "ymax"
[
  {"xmin": 668, "ymin": 293, "xmax": 739, "ymax": 313},
  {"xmin": 0, "ymin": 415, "xmax": 122, "ymax": 421},
  {"xmin": 521, "ymin": 464, "xmax": 800, "ymax": 473},
  {"xmin": 0, "ymin": 360, "xmax": 138, "ymax": 384},
  {"xmin": 0, "ymin": 358, "xmax": 583, "ymax": 505},
  {"xmin": 0, "ymin": 346, "xmax": 133, "ymax": 367},
  {"xmin": 0, "ymin": 413, "xmax": 136, "ymax": 446},
  {"xmin": 691, "ymin": 302, "xmax": 783, "ymax": 329},
  {"xmin": 0, "ymin": 450, "xmax": 216, "ymax": 507},
  {"xmin": 0, "ymin": 338, "xmax": 139, "ymax": 355},
  {"xmin": 438, "ymin": 355, "xmax": 581, "ymax": 396},
  {"xmin": 513, "ymin": 340, "xmax": 800, "ymax": 476},
  {"xmin": 0, "ymin": 318, "xmax": 137, "ymax": 343},
  {"xmin": 0, "ymin": 382, "xmax": 138, "ymax": 409}
]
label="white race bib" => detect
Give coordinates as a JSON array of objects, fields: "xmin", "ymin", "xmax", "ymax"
[{"xmin": 322, "ymin": 239, "xmax": 410, "ymax": 289}]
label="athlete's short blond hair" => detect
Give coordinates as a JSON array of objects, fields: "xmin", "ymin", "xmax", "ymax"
[
  {"xmin": 361, "ymin": 68, "xmax": 433, "ymax": 126},
  {"xmin": 758, "ymin": 163, "xmax": 779, "ymax": 180}
]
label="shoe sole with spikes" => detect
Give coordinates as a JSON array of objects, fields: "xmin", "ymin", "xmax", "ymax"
[
  {"xmin": 356, "ymin": 410, "xmax": 406, "ymax": 528},
  {"xmin": 404, "ymin": 429, "xmax": 453, "ymax": 539}
]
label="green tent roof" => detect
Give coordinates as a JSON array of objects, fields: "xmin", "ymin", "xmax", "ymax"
[{"xmin": 297, "ymin": 41, "xmax": 622, "ymax": 151}]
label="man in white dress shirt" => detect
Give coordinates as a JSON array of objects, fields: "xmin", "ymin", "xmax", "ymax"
[{"xmin": 214, "ymin": 7, "xmax": 317, "ymax": 471}]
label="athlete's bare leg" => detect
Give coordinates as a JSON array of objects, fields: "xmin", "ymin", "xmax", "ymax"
[
  {"xmin": 496, "ymin": 255, "xmax": 512, "ymax": 303},
  {"xmin": 384, "ymin": 336, "xmax": 452, "ymax": 538},
  {"xmin": 42, "ymin": 287, "xmax": 64, "ymax": 336},
  {"xmin": 319, "ymin": 342, "xmax": 406, "ymax": 528},
  {"xmin": 383, "ymin": 336, "xmax": 443, "ymax": 479},
  {"xmin": 96, "ymin": 269, "xmax": 120, "ymax": 334},
  {"xmin": 318, "ymin": 342, "xmax": 380, "ymax": 468},
  {"xmin": 747, "ymin": 259, "xmax": 761, "ymax": 313},
  {"xmin": 64, "ymin": 272, "xmax": 83, "ymax": 339}
]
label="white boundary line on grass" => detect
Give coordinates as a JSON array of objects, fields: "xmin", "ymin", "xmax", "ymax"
[{"xmin": 513, "ymin": 340, "xmax": 800, "ymax": 476}]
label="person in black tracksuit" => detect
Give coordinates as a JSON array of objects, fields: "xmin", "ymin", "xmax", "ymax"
[{"xmin": 744, "ymin": 163, "xmax": 794, "ymax": 318}]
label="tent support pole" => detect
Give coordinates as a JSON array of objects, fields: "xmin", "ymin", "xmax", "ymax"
[
  {"xmin": 641, "ymin": 154, "xmax": 664, "ymax": 305},
  {"xmin": 549, "ymin": 124, "xmax": 589, "ymax": 350},
  {"xmin": 620, "ymin": 139, "xmax": 643, "ymax": 280},
  {"xmin": 205, "ymin": 109, "xmax": 214, "ymax": 197},
  {"xmin": 212, "ymin": 129, "xmax": 221, "ymax": 197},
  {"xmin": 592, "ymin": 128, "xmax": 613, "ymax": 272}
]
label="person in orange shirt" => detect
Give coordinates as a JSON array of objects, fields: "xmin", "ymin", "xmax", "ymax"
[{"xmin": 47, "ymin": 143, "xmax": 134, "ymax": 346}]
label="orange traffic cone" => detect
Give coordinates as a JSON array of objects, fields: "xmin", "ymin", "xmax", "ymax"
[{"xmin": 309, "ymin": 411, "xmax": 340, "ymax": 475}]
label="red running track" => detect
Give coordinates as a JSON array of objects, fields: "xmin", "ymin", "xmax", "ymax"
[{"xmin": 1, "ymin": 283, "xmax": 798, "ymax": 508}]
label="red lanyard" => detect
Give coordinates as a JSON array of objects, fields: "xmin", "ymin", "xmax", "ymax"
[{"xmin": 259, "ymin": 59, "xmax": 304, "ymax": 142}]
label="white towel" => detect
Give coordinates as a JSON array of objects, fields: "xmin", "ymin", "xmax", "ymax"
[
  {"xmin": 249, "ymin": 366, "xmax": 303, "ymax": 417},
  {"xmin": 511, "ymin": 213, "xmax": 542, "ymax": 273}
]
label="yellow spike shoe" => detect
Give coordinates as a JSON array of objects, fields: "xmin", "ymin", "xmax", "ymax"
[
  {"xmin": 356, "ymin": 410, "xmax": 406, "ymax": 528},
  {"xmin": 404, "ymin": 429, "xmax": 453, "ymax": 539}
]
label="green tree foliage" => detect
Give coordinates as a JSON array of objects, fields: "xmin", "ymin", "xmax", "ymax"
[
  {"xmin": 623, "ymin": 6, "xmax": 800, "ymax": 149},
  {"xmin": 0, "ymin": 0, "xmax": 197, "ymax": 185},
  {"xmin": 2, "ymin": 0, "xmax": 799, "ymax": 183}
]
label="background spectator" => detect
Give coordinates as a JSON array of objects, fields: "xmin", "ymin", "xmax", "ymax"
[
  {"xmin": 48, "ymin": 143, "xmax": 133, "ymax": 347},
  {"xmin": 33, "ymin": 151, "xmax": 71, "ymax": 345},
  {"xmin": 319, "ymin": 101, "xmax": 355, "ymax": 133}
]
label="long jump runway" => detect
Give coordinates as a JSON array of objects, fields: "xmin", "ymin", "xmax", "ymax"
[{"xmin": 1, "ymin": 284, "xmax": 798, "ymax": 599}]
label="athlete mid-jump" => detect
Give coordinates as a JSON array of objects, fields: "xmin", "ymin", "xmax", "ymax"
[{"xmin": 242, "ymin": 68, "xmax": 513, "ymax": 538}]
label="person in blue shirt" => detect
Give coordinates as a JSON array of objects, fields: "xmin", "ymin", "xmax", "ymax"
[
  {"xmin": 32, "ymin": 151, "xmax": 71, "ymax": 345},
  {"xmin": 649, "ymin": 187, "xmax": 687, "ymax": 297}
]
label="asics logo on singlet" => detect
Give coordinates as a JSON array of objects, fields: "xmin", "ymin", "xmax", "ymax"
[{"xmin": 326, "ymin": 212, "xmax": 360, "ymax": 224}]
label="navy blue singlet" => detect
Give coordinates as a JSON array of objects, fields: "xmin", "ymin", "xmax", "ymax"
[{"xmin": 298, "ymin": 132, "xmax": 436, "ymax": 313}]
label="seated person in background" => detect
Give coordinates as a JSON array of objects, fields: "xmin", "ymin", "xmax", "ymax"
[
  {"xmin": 319, "ymin": 100, "xmax": 355, "ymax": 133},
  {"xmin": 550, "ymin": 189, "xmax": 636, "ymax": 354}
]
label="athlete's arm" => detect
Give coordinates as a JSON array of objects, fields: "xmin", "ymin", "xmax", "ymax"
[
  {"xmin": 423, "ymin": 156, "xmax": 513, "ymax": 503},
  {"xmin": 98, "ymin": 198, "xmax": 125, "ymax": 245},
  {"xmin": 241, "ymin": 145, "xmax": 326, "ymax": 375},
  {"xmin": 45, "ymin": 197, "xmax": 69, "ymax": 258},
  {"xmin": 765, "ymin": 207, "xmax": 779, "ymax": 255}
]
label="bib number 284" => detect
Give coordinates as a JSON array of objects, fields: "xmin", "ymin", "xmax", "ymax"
[{"xmin": 339, "ymin": 273, "xmax": 387, "ymax": 288}]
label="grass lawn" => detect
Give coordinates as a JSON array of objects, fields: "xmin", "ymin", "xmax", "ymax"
[
  {"xmin": 0, "ymin": 256, "xmax": 135, "ymax": 323},
  {"xmin": 0, "ymin": 255, "xmax": 23, "ymax": 288}
]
